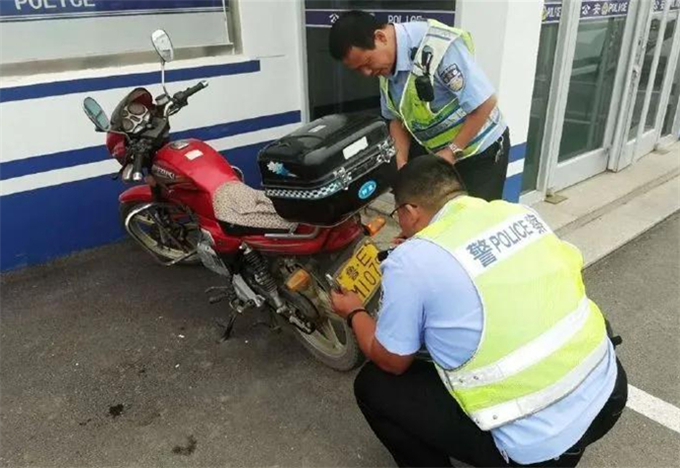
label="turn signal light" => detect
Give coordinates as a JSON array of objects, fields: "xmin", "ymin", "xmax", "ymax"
[
  {"xmin": 286, "ymin": 268, "xmax": 311, "ymax": 292},
  {"xmin": 365, "ymin": 216, "xmax": 386, "ymax": 237}
]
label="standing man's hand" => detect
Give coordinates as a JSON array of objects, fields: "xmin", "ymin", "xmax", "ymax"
[
  {"xmin": 436, "ymin": 147, "xmax": 457, "ymax": 165},
  {"xmin": 330, "ymin": 289, "xmax": 364, "ymax": 319}
]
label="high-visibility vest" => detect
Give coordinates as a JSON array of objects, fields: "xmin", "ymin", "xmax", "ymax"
[
  {"xmin": 380, "ymin": 20, "xmax": 501, "ymax": 158},
  {"xmin": 416, "ymin": 196, "xmax": 609, "ymax": 430}
]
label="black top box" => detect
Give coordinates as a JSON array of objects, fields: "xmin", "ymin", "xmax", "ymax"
[{"xmin": 258, "ymin": 114, "xmax": 397, "ymax": 226}]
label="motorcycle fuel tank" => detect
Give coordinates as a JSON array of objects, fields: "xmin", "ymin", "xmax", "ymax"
[{"xmin": 153, "ymin": 139, "xmax": 240, "ymax": 193}]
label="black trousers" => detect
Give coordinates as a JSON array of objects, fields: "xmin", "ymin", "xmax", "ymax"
[
  {"xmin": 354, "ymin": 358, "xmax": 628, "ymax": 468},
  {"xmin": 410, "ymin": 128, "xmax": 510, "ymax": 202}
]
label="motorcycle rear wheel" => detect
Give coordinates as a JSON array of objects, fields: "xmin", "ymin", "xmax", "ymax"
[
  {"xmin": 120, "ymin": 202, "xmax": 200, "ymax": 265},
  {"xmin": 279, "ymin": 288, "xmax": 375, "ymax": 372}
]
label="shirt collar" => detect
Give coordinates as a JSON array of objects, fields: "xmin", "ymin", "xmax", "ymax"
[
  {"xmin": 389, "ymin": 23, "xmax": 413, "ymax": 79},
  {"xmin": 429, "ymin": 193, "xmax": 467, "ymax": 225}
]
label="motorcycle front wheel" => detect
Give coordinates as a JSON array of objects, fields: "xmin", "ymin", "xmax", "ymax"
[{"xmin": 120, "ymin": 202, "xmax": 200, "ymax": 265}]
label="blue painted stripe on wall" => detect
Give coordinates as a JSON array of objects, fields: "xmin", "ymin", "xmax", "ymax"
[
  {"xmin": 503, "ymin": 143, "xmax": 527, "ymax": 202},
  {"xmin": 509, "ymin": 142, "xmax": 526, "ymax": 163},
  {"xmin": 174, "ymin": 111, "xmax": 301, "ymax": 144},
  {"xmin": 1, "ymin": 146, "xmax": 109, "ymax": 181},
  {"xmin": 0, "ymin": 60, "xmax": 260, "ymax": 103},
  {"xmin": 0, "ymin": 110, "xmax": 301, "ymax": 181},
  {"xmin": 502, "ymin": 173, "xmax": 522, "ymax": 203},
  {"xmin": 0, "ymin": 140, "xmax": 267, "ymax": 271},
  {"xmin": 0, "ymin": 174, "xmax": 127, "ymax": 271}
]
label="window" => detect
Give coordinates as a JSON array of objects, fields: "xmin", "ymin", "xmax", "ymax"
[
  {"xmin": 304, "ymin": 0, "xmax": 456, "ymax": 119},
  {"xmin": 558, "ymin": 15, "xmax": 627, "ymax": 161},
  {"xmin": 0, "ymin": 0, "xmax": 233, "ymax": 72}
]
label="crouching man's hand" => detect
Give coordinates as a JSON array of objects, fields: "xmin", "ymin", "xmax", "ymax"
[{"xmin": 330, "ymin": 289, "xmax": 364, "ymax": 319}]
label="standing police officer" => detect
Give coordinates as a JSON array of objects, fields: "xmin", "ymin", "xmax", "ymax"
[
  {"xmin": 329, "ymin": 10, "xmax": 509, "ymax": 201},
  {"xmin": 330, "ymin": 156, "xmax": 627, "ymax": 467}
]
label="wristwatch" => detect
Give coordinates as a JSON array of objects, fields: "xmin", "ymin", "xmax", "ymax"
[{"xmin": 447, "ymin": 142, "xmax": 465, "ymax": 162}]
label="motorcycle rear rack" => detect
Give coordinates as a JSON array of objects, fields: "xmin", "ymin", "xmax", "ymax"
[
  {"xmin": 124, "ymin": 202, "xmax": 198, "ymax": 267},
  {"xmin": 263, "ymin": 226, "xmax": 320, "ymax": 239}
]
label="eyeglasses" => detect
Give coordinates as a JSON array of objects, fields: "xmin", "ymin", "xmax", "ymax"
[{"xmin": 390, "ymin": 203, "xmax": 417, "ymax": 221}]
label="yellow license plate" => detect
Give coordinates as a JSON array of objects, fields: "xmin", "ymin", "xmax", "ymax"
[{"xmin": 335, "ymin": 240, "xmax": 382, "ymax": 304}]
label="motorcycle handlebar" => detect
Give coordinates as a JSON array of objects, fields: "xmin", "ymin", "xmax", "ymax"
[
  {"xmin": 185, "ymin": 80, "xmax": 209, "ymax": 99},
  {"xmin": 131, "ymin": 154, "xmax": 144, "ymax": 182},
  {"xmin": 128, "ymin": 140, "xmax": 149, "ymax": 182},
  {"xmin": 173, "ymin": 80, "xmax": 208, "ymax": 106}
]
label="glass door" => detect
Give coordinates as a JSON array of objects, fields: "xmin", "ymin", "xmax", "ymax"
[
  {"xmin": 522, "ymin": 6, "xmax": 561, "ymax": 193},
  {"xmin": 623, "ymin": 2, "xmax": 680, "ymax": 162},
  {"xmin": 659, "ymin": 45, "xmax": 680, "ymax": 140},
  {"xmin": 656, "ymin": 7, "xmax": 680, "ymax": 146},
  {"xmin": 551, "ymin": 4, "xmax": 630, "ymax": 190}
]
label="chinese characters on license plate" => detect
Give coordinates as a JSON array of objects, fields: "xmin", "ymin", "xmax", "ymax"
[{"xmin": 336, "ymin": 241, "xmax": 382, "ymax": 304}]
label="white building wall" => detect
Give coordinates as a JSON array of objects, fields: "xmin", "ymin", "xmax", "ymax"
[
  {"xmin": 0, "ymin": 0, "xmax": 306, "ymax": 270},
  {"xmin": 457, "ymin": 0, "xmax": 543, "ymax": 200}
]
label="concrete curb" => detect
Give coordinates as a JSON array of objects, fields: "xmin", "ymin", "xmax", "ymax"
[{"xmin": 565, "ymin": 176, "xmax": 679, "ymax": 268}]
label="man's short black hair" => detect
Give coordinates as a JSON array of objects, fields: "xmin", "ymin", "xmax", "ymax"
[
  {"xmin": 329, "ymin": 10, "xmax": 386, "ymax": 60},
  {"xmin": 393, "ymin": 155, "xmax": 466, "ymax": 211}
]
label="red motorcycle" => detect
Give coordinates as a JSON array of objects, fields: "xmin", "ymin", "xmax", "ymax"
[{"xmin": 82, "ymin": 30, "xmax": 396, "ymax": 370}]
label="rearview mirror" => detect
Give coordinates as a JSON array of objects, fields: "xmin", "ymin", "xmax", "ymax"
[
  {"xmin": 151, "ymin": 29, "xmax": 175, "ymax": 63},
  {"xmin": 82, "ymin": 97, "xmax": 110, "ymax": 132}
]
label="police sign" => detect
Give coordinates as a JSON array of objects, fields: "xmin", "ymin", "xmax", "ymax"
[
  {"xmin": 0, "ymin": 0, "xmax": 224, "ymax": 21},
  {"xmin": 305, "ymin": 8, "xmax": 455, "ymax": 28}
]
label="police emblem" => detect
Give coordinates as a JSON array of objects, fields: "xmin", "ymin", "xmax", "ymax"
[
  {"xmin": 440, "ymin": 64, "xmax": 465, "ymax": 92},
  {"xmin": 266, "ymin": 161, "xmax": 297, "ymax": 178}
]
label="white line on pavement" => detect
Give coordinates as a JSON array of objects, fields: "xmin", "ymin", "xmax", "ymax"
[{"xmin": 627, "ymin": 385, "xmax": 680, "ymax": 434}]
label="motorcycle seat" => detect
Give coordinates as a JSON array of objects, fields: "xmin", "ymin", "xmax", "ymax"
[{"xmin": 212, "ymin": 181, "xmax": 297, "ymax": 233}]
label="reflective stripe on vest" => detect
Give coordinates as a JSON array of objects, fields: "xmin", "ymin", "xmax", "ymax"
[
  {"xmin": 417, "ymin": 196, "xmax": 608, "ymax": 431},
  {"xmin": 462, "ymin": 334, "xmax": 609, "ymax": 430},
  {"xmin": 379, "ymin": 20, "xmax": 499, "ymax": 157}
]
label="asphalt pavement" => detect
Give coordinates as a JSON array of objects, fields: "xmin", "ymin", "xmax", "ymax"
[{"xmin": 1, "ymin": 214, "xmax": 678, "ymax": 467}]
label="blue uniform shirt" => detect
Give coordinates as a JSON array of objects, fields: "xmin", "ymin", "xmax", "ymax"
[
  {"xmin": 380, "ymin": 21, "xmax": 507, "ymax": 153},
  {"xmin": 375, "ymin": 206, "xmax": 617, "ymax": 464}
]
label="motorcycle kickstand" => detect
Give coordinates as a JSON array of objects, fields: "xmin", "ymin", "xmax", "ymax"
[
  {"xmin": 217, "ymin": 312, "xmax": 239, "ymax": 342},
  {"xmin": 215, "ymin": 299, "xmax": 255, "ymax": 342}
]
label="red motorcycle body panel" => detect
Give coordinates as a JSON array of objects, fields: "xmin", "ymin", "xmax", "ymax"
[
  {"xmin": 124, "ymin": 139, "xmax": 363, "ymax": 256},
  {"xmin": 119, "ymin": 185, "xmax": 153, "ymax": 204},
  {"xmin": 154, "ymin": 139, "xmax": 240, "ymax": 193}
]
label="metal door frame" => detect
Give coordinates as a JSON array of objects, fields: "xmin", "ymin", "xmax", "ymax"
[
  {"xmin": 654, "ymin": 8, "xmax": 680, "ymax": 148},
  {"xmin": 532, "ymin": 0, "xmax": 582, "ymax": 197},
  {"xmin": 608, "ymin": 0, "xmax": 653, "ymax": 171},
  {"xmin": 530, "ymin": 0, "xmax": 641, "ymax": 196},
  {"xmin": 615, "ymin": 0, "xmax": 674, "ymax": 167}
]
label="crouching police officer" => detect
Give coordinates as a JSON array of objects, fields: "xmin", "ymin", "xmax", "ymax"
[
  {"xmin": 329, "ymin": 11, "xmax": 510, "ymax": 201},
  {"xmin": 330, "ymin": 156, "xmax": 627, "ymax": 467}
]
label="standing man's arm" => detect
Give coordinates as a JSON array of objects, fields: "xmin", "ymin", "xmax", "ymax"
[
  {"xmin": 381, "ymin": 88, "xmax": 412, "ymax": 169},
  {"xmin": 438, "ymin": 96, "xmax": 497, "ymax": 164},
  {"xmin": 434, "ymin": 40, "xmax": 499, "ymax": 164},
  {"xmin": 390, "ymin": 119, "xmax": 412, "ymax": 169}
]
